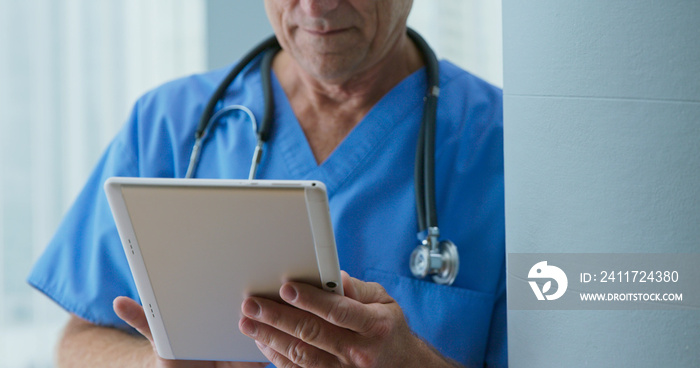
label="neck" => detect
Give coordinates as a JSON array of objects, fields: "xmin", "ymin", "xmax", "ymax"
[{"xmin": 271, "ymin": 32, "xmax": 424, "ymax": 163}]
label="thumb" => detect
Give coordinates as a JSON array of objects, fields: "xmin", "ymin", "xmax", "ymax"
[
  {"xmin": 113, "ymin": 296, "xmax": 155, "ymax": 343},
  {"xmin": 341, "ymin": 271, "xmax": 394, "ymax": 304}
]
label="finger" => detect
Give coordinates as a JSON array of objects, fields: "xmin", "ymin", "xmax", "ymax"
[
  {"xmin": 240, "ymin": 297, "xmax": 351, "ymax": 358},
  {"xmin": 239, "ymin": 316, "xmax": 336, "ymax": 367},
  {"xmin": 254, "ymin": 341, "xmax": 298, "ymax": 368},
  {"xmin": 113, "ymin": 296, "xmax": 154, "ymax": 342},
  {"xmin": 279, "ymin": 280, "xmax": 392, "ymax": 334},
  {"xmin": 340, "ymin": 271, "xmax": 393, "ymax": 304}
]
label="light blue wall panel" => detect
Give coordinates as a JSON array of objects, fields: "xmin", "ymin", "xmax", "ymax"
[
  {"xmin": 503, "ymin": 1, "xmax": 700, "ymax": 101},
  {"xmin": 505, "ymin": 97, "xmax": 700, "ymax": 254},
  {"xmin": 503, "ymin": 0, "xmax": 700, "ymax": 366},
  {"xmin": 508, "ymin": 310, "xmax": 699, "ymax": 366}
]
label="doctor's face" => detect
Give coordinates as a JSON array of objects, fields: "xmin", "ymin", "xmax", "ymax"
[{"xmin": 264, "ymin": 0, "xmax": 414, "ymax": 82}]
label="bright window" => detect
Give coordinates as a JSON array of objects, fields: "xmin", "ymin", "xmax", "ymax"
[
  {"xmin": 409, "ymin": 0, "xmax": 503, "ymax": 87},
  {"xmin": 0, "ymin": 1, "xmax": 206, "ymax": 366}
]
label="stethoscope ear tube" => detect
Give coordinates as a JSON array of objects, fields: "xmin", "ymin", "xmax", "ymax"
[
  {"xmin": 408, "ymin": 28, "xmax": 439, "ymax": 234},
  {"xmin": 194, "ymin": 35, "xmax": 280, "ymax": 141},
  {"xmin": 247, "ymin": 45, "xmax": 282, "ymax": 180},
  {"xmin": 189, "ymin": 35, "xmax": 279, "ymax": 179},
  {"xmin": 259, "ymin": 46, "xmax": 280, "ymax": 143}
]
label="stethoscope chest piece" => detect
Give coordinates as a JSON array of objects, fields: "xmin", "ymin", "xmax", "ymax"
[{"xmin": 409, "ymin": 232, "xmax": 460, "ymax": 286}]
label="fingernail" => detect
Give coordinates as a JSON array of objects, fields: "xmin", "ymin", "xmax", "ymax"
[
  {"xmin": 280, "ymin": 284, "xmax": 298, "ymax": 302},
  {"xmin": 242, "ymin": 299, "xmax": 261, "ymax": 317},
  {"xmin": 239, "ymin": 318, "xmax": 257, "ymax": 335},
  {"xmin": 255, "ymin": 340, "xmax": 268, "ymax": 350}
]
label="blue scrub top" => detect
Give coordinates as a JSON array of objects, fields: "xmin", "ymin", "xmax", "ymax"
[{"xmin": 28, "ymin": 56, "xmax": 506, "ymax": 367}]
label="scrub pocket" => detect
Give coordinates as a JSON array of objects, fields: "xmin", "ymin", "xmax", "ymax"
[{"xmin": 364, "ymin": 268, "xmax": 495, "ymax": 366}]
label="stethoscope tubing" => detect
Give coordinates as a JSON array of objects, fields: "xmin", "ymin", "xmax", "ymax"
[{"xmin": 408, "ymin": 27, "xmax": 440, "ymax": 236}]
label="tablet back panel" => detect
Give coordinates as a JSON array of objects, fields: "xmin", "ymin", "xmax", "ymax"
[{"xmin": 105, "ymin": 178, "xmax": 341, "ymax": 362}]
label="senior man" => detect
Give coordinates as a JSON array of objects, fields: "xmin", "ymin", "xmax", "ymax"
[{"xmin": 28, "ymin": 1, "xmax": 506, "ymax": 367}]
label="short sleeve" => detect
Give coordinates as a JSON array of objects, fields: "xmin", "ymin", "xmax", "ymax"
[{"xmin": 27, "ymin": 106, "xmax": 141, "ymax": 329}]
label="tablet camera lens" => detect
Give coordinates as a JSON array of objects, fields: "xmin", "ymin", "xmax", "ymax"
[{"xmin": 326, "ymin": 281, "xmax": 337, "ymax": 289}]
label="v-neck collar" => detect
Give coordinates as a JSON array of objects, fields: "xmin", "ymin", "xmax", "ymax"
[{"xmin": 269, "ymin": 66, "xmax": 428, "ymax": 196}]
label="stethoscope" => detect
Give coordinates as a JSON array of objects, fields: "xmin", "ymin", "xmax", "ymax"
[{"xmin": 185, "ymin": 29, "xmax": 459, "ymax": 285}]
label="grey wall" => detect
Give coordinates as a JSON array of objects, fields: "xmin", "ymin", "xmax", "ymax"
[
  {"xmin": 206, "ymin": 0, "xmax": 273, "ymax": 71},
  {"xmin": 503, "ymin": 1, "xmax": 700, "ymax": 367}
]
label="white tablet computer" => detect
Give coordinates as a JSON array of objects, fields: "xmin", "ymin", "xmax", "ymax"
[{"xmin": 104, "ymin": 177, "xmax": 343, "ymax": 362}]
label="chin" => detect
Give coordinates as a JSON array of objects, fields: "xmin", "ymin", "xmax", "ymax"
[{"xmin": 302, "ymin": 54, "xmax": 368, "ymax": 82}]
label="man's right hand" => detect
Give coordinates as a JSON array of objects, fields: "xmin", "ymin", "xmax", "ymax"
[{"xmin": 113, "ymin": 296, "xmax": 268, "ymax": 368}]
